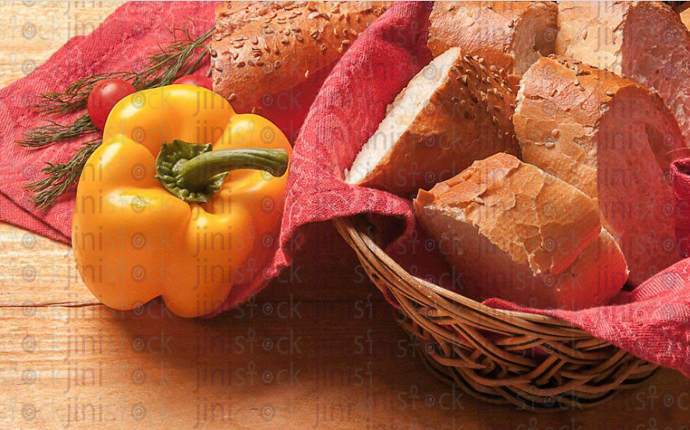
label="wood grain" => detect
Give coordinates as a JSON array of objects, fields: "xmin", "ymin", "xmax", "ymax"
[{"xmin": 0, "ymin": 2, "xmax": 688, "ymax": 429}]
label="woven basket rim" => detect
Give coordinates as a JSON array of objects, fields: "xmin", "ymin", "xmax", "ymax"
[
  {"xmin": 334, "ymin": 215, "xmax": 594, "ymax": 334},
  {"xmin": 333, "ymin": 215, "xmax": 659, "ymax": 410}
]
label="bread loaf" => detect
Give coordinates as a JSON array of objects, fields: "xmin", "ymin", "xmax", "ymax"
[
  {"xmin": 346, "ymin": 47, "xmax": 518, "ymax": 197},
  {"xmin": 211, "ymin": 1, "xmax": 390, "ymax": 137},
  {"xmin": 513, "ymin": 56, "xmax": 687, "ymax": 284},
  {"xmin": 556, "ymin": 1, "xmax": 690, "ymax": 140},
  {"xmin": 414, "ymin": 153, "xmax": 628, "ymax": 310},
  {"xmin": 428, "ymin": 1, "xmax": 558, "ymax": 79}
]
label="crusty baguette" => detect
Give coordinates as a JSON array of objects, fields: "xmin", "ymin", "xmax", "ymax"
[
  {"xmin": 514, "ymin": 56, "xmax": 687, "ymax": 285},
  {"xmin": 428, "ymin": 1, "xmax": 558, "ymax": 80},
  {"xmin": 556, "ymin": 1, "xmax": 690, "ymax": 141},
  {"xmin": 211, "ymin": 1, "xmax": 390, "ymax": 115},
  {"xmin": 414, "ymin": 153, "xmax": 628, "ymax": 310},
  {"xmin": 346, "ymin": 47, "xmax": 518, "ymax": 197}
]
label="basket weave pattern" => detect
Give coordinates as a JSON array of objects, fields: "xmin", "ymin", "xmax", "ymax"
[{"xmin": 334, "ymin": 216, "xmax": 659, "ymax": 410}]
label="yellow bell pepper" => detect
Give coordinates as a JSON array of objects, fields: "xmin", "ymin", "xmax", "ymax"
[{"xmin": 72, "ymin": 85, "xmax": 291, "ymax": 318}]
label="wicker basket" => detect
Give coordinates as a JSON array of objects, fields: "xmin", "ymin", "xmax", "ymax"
[{"xmin": 333, "ymin": 215, "xmax": 659, "ymax": 411}]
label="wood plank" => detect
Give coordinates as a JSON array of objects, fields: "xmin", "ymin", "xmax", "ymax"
[
  {"xmin": 0, "ymin": 1, "xmax": 123, "ymax": 88},
  {"xmin": 1, "ymin": 302, "xmax": 689, "ymax": 429}
]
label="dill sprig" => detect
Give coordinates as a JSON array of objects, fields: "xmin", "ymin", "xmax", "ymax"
[
  {"xmin": 18, "ymin": 114, "xmax": 98, "ymax": 148},
  {"xmin": 22, "ymin": 25, "xmax": 215, "ymax": 209},
  {"xmin": 25, "ymin": 140, "xmax": 102, "ymax": 209}
]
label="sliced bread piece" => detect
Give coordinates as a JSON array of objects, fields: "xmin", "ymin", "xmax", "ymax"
[
  {"xmin": 556, "ymin": 1, "xmax": 690, "ymax": 140},
  {"xmin": 414, "ymin": 153, "xmax": 628, "ymax": 310},
  {"xmin": 514, "ymin": 56, "xmax": 687, "ymax": 284},
  {"xmin": 346, "ymin": 47, "xmax": 518, "ymax": 197},
  {"xmin": 428, "ymin": 2, "xmax": 558, "ymax": 77}
]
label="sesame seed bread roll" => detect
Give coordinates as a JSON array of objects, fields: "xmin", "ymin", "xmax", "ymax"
[
  {"xmin": 513, "ymin": 56, "xmax": 687, "ymax": 284},
  {"xmin": 427, "ymin": 1, "xmax": 558, "ymax": 85},
  {"xmin": 211, "ymin": 1, "xmax": 390, "ymax": 115},
  {"xmin": 346, "ymin": 47, "xmax": 519, "ymax": 197},
  {"xmin": 556, "ymin": 1, "xmax": 690, "ymax": 141}
]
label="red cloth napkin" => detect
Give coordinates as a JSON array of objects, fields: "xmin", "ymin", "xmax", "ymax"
[
  {"xmin": 273, "ymin": 1, "xmax": 690, "ymax": 378},
  {"xmin": 3, "ymin": 2, "xmax": 690, "ymax": 376},
  {"xmin": 0, "ymin": 2, "xmax": 217, "ymax": 243}
]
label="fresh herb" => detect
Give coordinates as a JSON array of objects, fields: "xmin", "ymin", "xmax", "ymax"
[
  {"xmin": 27, "ymin": 140, "xmax": 101, "ymax": 209},
  {"xmin": 18, "ymin": 114, "xmax": 98, "ymax": 148},
  {"xmin": 22, "ymin": 26, "xmax": 214, "ymax": 209}
]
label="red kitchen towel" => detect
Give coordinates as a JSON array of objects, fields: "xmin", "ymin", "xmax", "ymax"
[
  {"xmin": 3, "ymin": 1, "xmax": 690, "ymax": 376},
  {"xmin": 0, "ymin": 2, "xmax": 217, "ymax": 243},
  {"xmin": 271, "ymin": 1, "xmax": 690, "ymax": 377}
]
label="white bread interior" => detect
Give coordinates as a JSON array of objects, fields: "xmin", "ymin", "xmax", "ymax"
[
  {"xmin": 346, "ymin": 47, "xmax": 518, "ymax": 196},
  {"xmin": 346, "ymin": 48, "xmax": 459, "ymax": 186}
]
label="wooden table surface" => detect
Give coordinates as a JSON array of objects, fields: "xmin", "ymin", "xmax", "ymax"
[{"xmin": 1, "ymin": 2, "xmax": 689, "ymax": 429}]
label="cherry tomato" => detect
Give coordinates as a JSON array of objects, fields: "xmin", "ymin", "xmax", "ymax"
[
  {"xmin": 173, "ymin": 74, "xmax": 213, "ymax": 90},
  {"xmin": 87, "ymin": 79, "xmax": 136, "ymax": 130}
]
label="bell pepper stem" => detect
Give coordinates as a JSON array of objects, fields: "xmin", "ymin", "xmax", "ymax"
[
  {"xmin": 155, "ymin": 139, "xmax": 288, "ymax": 203},
  {"xmin": 176, "ymin": 148, "xmax": 288, "ymax": 190}
]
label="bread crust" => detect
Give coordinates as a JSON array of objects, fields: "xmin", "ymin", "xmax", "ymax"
[
  {"xmin": 557, "ymin": 1, "xmax": 690, "ymax": 141},
  {"xmin": 428, "ymin": 1, "xmax": 558, "ymax": 76},
  {"xmin": 414, "ymin": 153, "xmax": 628, "ymax": 310},
  {"xmin": 514, "ymin": 56, "xmax": 686, "ymax": 284},
  {"xmin": 211, "ymin": 1, "xmax": 390, "ymax": 114},
  {"xmin": 353, "ymin": 48, "xmax": 519, "ymax": 196}
]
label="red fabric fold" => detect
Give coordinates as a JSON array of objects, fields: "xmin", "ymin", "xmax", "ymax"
[
  {"xmin": 0, "ymin": 2, "xmax": 217, "ymax": 243},
  {"xmin": 276, "ymin": 2, "xmax": 690, "ymax": 377},
  {"xmin": 3, "ymin": 2, "xmax": 690, "ymax": 376}
]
